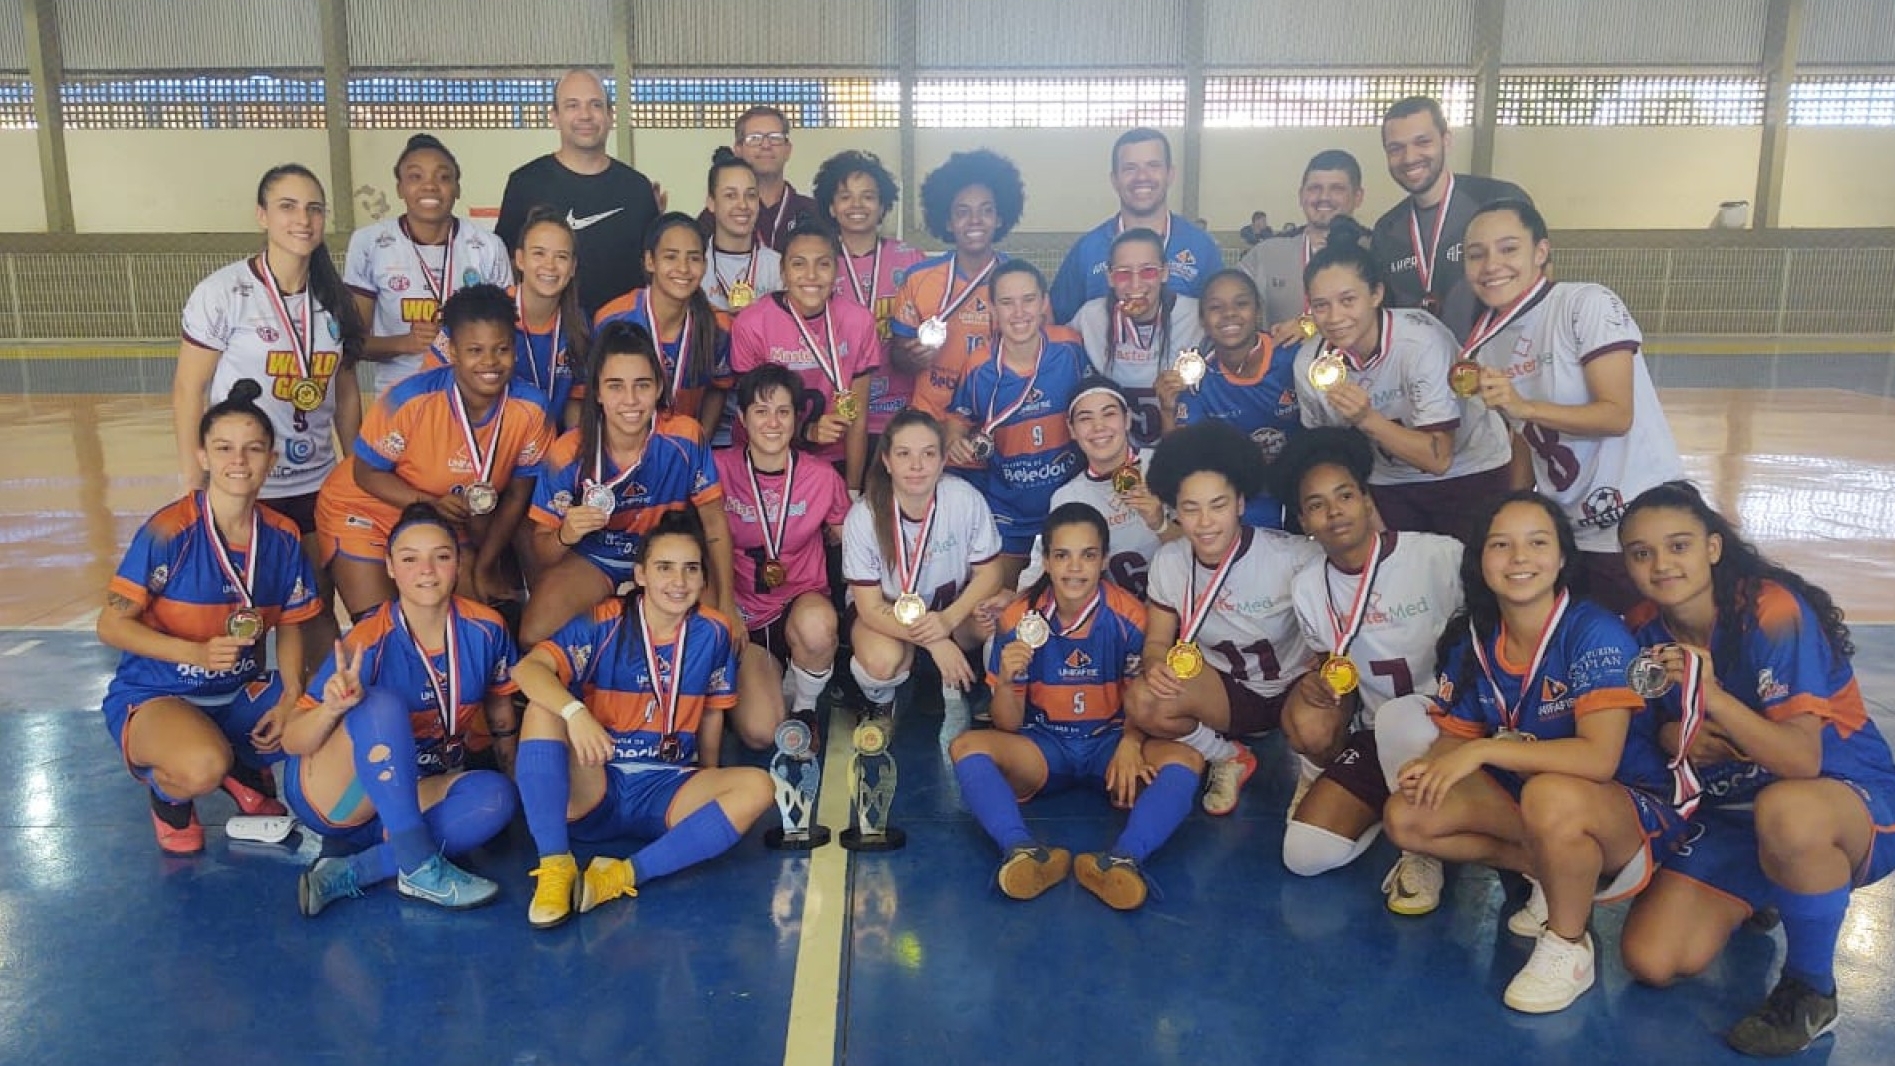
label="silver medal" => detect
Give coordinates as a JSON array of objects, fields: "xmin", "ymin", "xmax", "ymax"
[{"xmin": 917, "ymin": 316, "xmax": 948, "ymax": 350}]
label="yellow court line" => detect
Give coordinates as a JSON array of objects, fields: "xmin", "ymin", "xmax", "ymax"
[{"xmin": 782, "ymin": 705, "xmax": 859, "ymax": 1066}]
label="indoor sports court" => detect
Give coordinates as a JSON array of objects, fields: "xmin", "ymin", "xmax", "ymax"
[{"xmin": 2, "ymin": 2, "xmax": 1893, "ymax": 1064}]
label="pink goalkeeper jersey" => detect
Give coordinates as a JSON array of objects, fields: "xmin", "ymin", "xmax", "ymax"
[
  {"xmin": 729, "ymin": 294, "xmax": 883, "ymax": 467},
  {"xmin": 834, "ymin": 238, "xmax": 928, "ymax": 433},
  {"xmin": 713, "ymin": 447, "xmax": 852, "ymax": 630}
]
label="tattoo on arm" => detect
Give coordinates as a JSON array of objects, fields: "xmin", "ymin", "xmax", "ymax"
[{"xmin": 106, "ymin": 591, "xmax": 138, "ymax": 615}]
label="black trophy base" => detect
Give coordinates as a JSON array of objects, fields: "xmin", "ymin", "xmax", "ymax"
[
  {"xmin": 840, "ymin": 826, "xmax": 907, "ymax": 851},
  {"xmin": 764, "ymin": 824, "xmax": 833, "ymax": 851}
]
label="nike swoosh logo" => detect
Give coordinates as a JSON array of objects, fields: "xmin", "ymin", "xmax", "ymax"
[{"xmin": 566, "ymin": 207, "xmax": 624, "ymax": 231}]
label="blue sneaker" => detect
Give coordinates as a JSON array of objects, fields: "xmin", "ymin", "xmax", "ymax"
[
  {"xmin": 396, "ymin": 854, "xmax": 500, "ymax": 910},
  {"xmin": 298, "ymin": 857, "xmax": 364, "ymax": 918}
]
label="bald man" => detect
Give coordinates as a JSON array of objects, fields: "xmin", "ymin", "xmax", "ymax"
[{"xmin": 497, "ymin": 69, "xmax": 662, "ymax": 318}]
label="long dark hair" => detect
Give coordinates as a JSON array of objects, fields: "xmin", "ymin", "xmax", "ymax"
[
  {"xmin": 255, "ymin": 163, "xmax": 366, "ymax": 365},
  {"xmin": 581, "ymin": 321, "xmax": 665, "ymax": 477},
  {"xmin": 513, "ymin": 205, "xmax": 592, "ymax": 386},
  {"xmin": 1622, "ymin": 481, "xmax": 1853, "ymax": 660},
  {"xmin": 644, "ymin": 211, "xmax": 721, "ymax": 392},
  {"xmin": 865, "ymin": 408, "xmax": 946, "ymax": 563},
  {"xmin": 617, "ymin": 509, "xmax": 712, "ymax": 670},
  {"xmin": 1436, "ymin": 490, "xmax": 1586, "ymax": 693},
  {"xmin": 1102, "ymin": 227, "xmax": 1174, "ymax": 376},
  {"xmin": 1020, "ymin": 502, "xmax": 1110, "ymax": 610}
]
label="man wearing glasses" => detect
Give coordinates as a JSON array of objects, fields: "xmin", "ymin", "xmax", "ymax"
[
  {"xmin": 1049, "ymin": 128, "xmax": 1224, "ymax": 325},
  {"xmin": 699, "ymin": 106, "xmax": 820, "ymax": 253}
]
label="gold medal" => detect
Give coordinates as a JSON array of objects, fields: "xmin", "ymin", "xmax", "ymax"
[
  {"xmin": 1319, "ymin": 654, "xmax": 1359, "ymax": 696},
  {"xmin": 1166, "ymin": 640, "xmax": 1204, "ymax": 681},
  {"xmin": 892, "ymin": 592, "xmax": 927, "ymax": 627},
  {"xmin": 762, "ymin": 559, "xmax": 788, "ymax": 590},
  {"xmin": 1111, "ymin": 464, "xmax": 1142, "ymax": 495},
  {"xmin": 728, "ymin": 281, "xmax": 755, "ymax": 309},
  {"xmin": 289, "ymin": 377, "xmax": 326, "ymax": 413},
  {"xmin": 225, "ymin": 608, "xmax": 265, "ymax": 642},
  {"xmin": 1308, "ymin": 349, "xmax": 1348, "ymax": 391},
  {"xmin": 1449, "ymin": 359, "xmax": 1482, "ymax": 399},
  {"xmin": 1297, "ymin": 314, "xmax": 1318, "ymax": 340},
  {"xmin": 834, "ymin": 391, "xmax": 862, "ymax": 422}
]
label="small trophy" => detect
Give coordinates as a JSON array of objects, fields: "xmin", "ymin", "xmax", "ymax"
[
  {"xmin": 840, "ymin": 717, "xmax": 906, "ymax": 851},
  {"xmin": 764, "ymin": 718, "xmax": 831, "ymax": 850}
]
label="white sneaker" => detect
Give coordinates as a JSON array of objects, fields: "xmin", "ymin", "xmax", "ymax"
[
  {"xmin": 1504, "ymin": 928, "xmax": 1595, "ymax": 1014},
  {"xmin": 1380, "ymin": 851, "xmax": 1444, "ymax": 916},
  {"xmin": 1507, "ymin": 877, "xmax": 1548, "ymax": 937},
  {"xmin": 1201, "ymin": 746, "xmax": 1258, "ymax": 816}
]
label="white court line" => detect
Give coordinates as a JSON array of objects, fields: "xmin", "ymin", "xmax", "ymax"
[
  {"xmin": 781, "ymin": 706, "xmax": 860, "ymax": 1066},
  {"xmin": 2, "ymin": 640, "xmax": 43, "ymax": 657}
]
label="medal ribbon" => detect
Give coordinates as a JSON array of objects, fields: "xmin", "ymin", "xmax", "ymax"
[
  {"xmin": 199, "ymin": 491, "xmax": 259, "ymax": 610},
  {"xmin": 592, "ymin": 427, "xmax": 648, "ymax": 500},
  {"xmin": 892, "ymin": 490, "xmax": 938, "ymax": 597},
  {"xmin": 1406, "ymin": 173, "xmax": 1454, "ymax": 299},
  {"xmin": 1043, "ymin": 586, "xmax": 1104, "ymax": 639},
  {"xmin": 980, "ymin": 335, "xmax": 1045, "ymax": 436},
  {"xmin": 935, "ymin": 254, "xmax": 998, "ymax": 324},
  {"xmin": 1112, "ymin": 304, "xmax": 1161, "ymax": 363},
  {"xmin": 1337, "ymin": 310, "xmax": 1394, "ymax": 374},
  {"xmin": 766, "ymin": 184, "xmax": 796, "ymax": 249},
  {"xmin": 712, "ymin": 242, "xmax": 759, "ymax": 304},
  {"xmin": 1670, "ymin": 647, "xmax": 1708, "ymax": 817},
  {"xmin": 638, "ymin": 598, "xmax": 689, "ymax": 739},
  {"xmin": 254, "ymin": 255, "xmax": 312, "ymax": 380},
  {"xmin": 743, "ymin": 449, "xmax": 798, "ymax": 563},
  {"xmin": 1178, "ymin": 532, "xmax": 1244, "ymax": 644},
  {"xmin": 1461, "ymin": 276, "xmax": 1552, "ymax": 361},
  {"xmin": 448, "ymin": 382, "xmax": 506, "ymax": 487},
  {"xmin": 844, "ymin": 241, "xmax": 883, "ymax": 310},
  {"xmin": 1470, "ymin": 590, "xmax": 1570, "ymax": 735},
  {"xmin": 1300, "ymin": 233, "xmax": 1315, "ymax": 314},
  {"xmin": 396, "ymin": 603, "xmax": 462, "ymax": 739},
  {"xmin": 638, "ymin": 292, "xmax": 694, "ymax": 398},
  {"xmin": 515, "ymin": 289, "xmax": 564, "ymax": 394},
  {"xmin": 788, "ymin": 302, "xmax": 847, "ymax": 395},
  {"xmin": 1325, "ymin": 532, "xmax": 1387, "ymax": 658},
  {"xmin": 403, "ymin": 217, "xmax": 458, "ymax": 310}
]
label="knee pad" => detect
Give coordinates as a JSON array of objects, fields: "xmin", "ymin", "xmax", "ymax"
[
  {"xmin": 850, "ymin": 656, "xmax": 908, "ymax": 703},
  {"xmin": 1282, "ymin": 820, "xmax": 1379, "ymax": 878}
]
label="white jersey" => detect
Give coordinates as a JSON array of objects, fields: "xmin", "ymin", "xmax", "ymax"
[
  {"xmin": 1017, "ymin": 449, "xmax": 1162, "ymax": 598},
  {"xmin": 343, "ymin": 217, "xmax": 511, "ymax": 394},
  {"xmin": 1470, "ymin": 282, "xmax": 1683, "ymax": 553},
  {"xmin": 1071, "ymin": 296, "xmax": 1205, "ymax": 448},
  {"xmin": 702, "ymin": 245, "xmax": 784, "ymax": 316},
  {"xmin": 181, "ymin": 258, "xmax": 347, "ymax": 498},
  {"xmin": 843, "ymin": 476, "xmax": 1003, "ymax": 608},
  {"xmin": 1238, "ymin": 232, "xmax": 1314, "ymax": 328},
  {"xmin": 1290, "ymin": 531, "xmax": 1464, "ymax": 724},
  {"xmin": 1147, "ymin": 527, "xmax": 1323, "ymax": 699},
  {"xmin": 1295, "ymin": 308, "xmax": 1511, "ymax": 485}
]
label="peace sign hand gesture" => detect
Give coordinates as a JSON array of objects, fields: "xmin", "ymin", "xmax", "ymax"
[{"xmin": 322, "ymin": 640, "xmax": 366, "ymax": 715}]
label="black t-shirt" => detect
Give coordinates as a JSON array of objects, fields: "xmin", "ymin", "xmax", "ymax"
[
  {"xmin": 497, "ymin": 154, "xmax": 661, "ymax": 319},
  {"xmin": 1370, "ymin": 172, "xmax": 1530, "ymax": 338}
]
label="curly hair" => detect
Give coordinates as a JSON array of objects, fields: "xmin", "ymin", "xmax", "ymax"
[
  {"xmin": 1145, "ymin": 420, "xmax": 1269, "ymax": 510},
  {"xmin": 919, "ymin": 150, "xmax": 1025, "ymax": 245},
  {"xmin": 812, "ymin": 149, "xmax": 901, "ymax": 227},
  {"xmin": 1268, "ymin": 425, "xmax": 1376, "ymax": 532}
]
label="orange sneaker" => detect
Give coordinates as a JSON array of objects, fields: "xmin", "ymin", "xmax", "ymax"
[
  {"xmin": 150, "ymin": 793, "xmax": 204, "ymax": 856},
  {"xmin": 222, "ymin": 767, "xmax": 287, "ymax": 817}
]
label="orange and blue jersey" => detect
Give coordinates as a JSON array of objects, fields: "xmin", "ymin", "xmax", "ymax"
[
  {"xmin": 1627, "ymin": 581, "xmax": 1895, "ymax": 804},
  {"xmin": 1431, "ymin": 598, "xmax": 1672, "ymax": 795},
  {"xmin": 104, "ymin": 493, "xmax": 320, "ymax": 704},
  {"xmin": 889, "ymin": 252, "xmax": 1007, "ymax": 417},
  {"xmin": 947, "ymin": 335, "xmax": 1087, "ymax": 546},
  {"xmin": 1174, "ymin": 335, "xmax": 1304, "ymax": 529},
  {"xmin": 986, "ymin": 584, "xmax": 1147, "ymax": 741},
  {"xmin": 592, "ymin": 287, "xmax": 733, "ymax": 426},
  {"xmin": 422, "ymin": 287, "xmax": 580, "ymax": 431},
  {"xmin": 537, "ymin": 598, "xmax": 740, "ymax": 769},
  {"xmin": 528, "ymin": 415, "xmax": 722, "ymax": 581},
  {"xmin": 297, "ymin": 596, "xmax": 519, "ymax": 774},
  {"xmin": 318, "ymin": 365, "xmax": 553, "ymax": 535}
]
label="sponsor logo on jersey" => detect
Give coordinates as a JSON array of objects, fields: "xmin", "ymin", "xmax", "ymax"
[
  {"xmin": 1064, "ymin": 649, "xmax": 1093, "ymax": 671},
  {"xmin": 1251, "ymin": 427, "xmax": 1287, "ymax": 464},
  {"xmin": 567, "ymin": 207, "xmax": 625, "ymax": 231},
  {"xmin": 1579, "ymin": 487, "xmax": 1627, "ymax": 531},
  {"xmin": 551, "ymin": 489, "xmax": 574, "ymax": 513},
  {"xmin": 462, "ymin": 268, "xmax": 482, "ymax": 288},
  {"xmin": 256, "ymin": 325, "xmax": 280, "ymax": 344},
  {"xmin": 379, "ymin": 431, "xmax": 407, "ymax": 454},
  {"xmin": 387, "ymin": 273, "xmax": 410, "ymax": 292},
  {"xmin": 1756, "ymin": 668, "xmax": 1789, "ymax": 704},
  {"xmin": 375, "ymin": 232, "xmax": 398, "ymax": 248},
  {"xmin": 148, "ymin": 564, "xmax": 171, "ymax": 592},
  {"xmin": 569, "ymin": 643, "xmax": 592, "ymax": 678},
  {"xmin": 1365, "ymin": 591, "xmax": 1437, "ymax": 626},
  {"xmin": 1540, "ymin": 677, "xmax": 1569, "ymax": 703},
  {"xmin": 399, "ymin": 297, "xmax": 438, "ymax": 323}
]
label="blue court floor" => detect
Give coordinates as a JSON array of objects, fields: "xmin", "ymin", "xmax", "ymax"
[{"xmin": 1, "ymin": 624, "xmax": 1893, "ymax": 1066}]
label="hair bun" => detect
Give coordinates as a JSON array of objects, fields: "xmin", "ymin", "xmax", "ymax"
[
  {"xmin": 1327, "ymin": 215, "xmax": 1369, "ymax": 248},
  {"xmin": 227, "ymin": 378, "xmax": 264, "ymax": 404},
  {"xmin": 711, "ymin": 145, "xmax": 740, "ymax": 166}
]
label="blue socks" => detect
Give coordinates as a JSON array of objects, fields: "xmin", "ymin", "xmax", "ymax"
[
  {"xmin": 342, "ymin": 770, "xmax": 518, "ymax": 886},
  {"xmin": 343, "ymin": 688, "xmax": 431, "ymax": 874},
  {"xmin": 630, "ymin": 802, "xmax": 742, "ymax": 884},
  {"xmin": 517, "ymin": 738, "xmax": 574, "ymax": 858},
  {"xmin": 953, "ymin": 753, "xmax": 1033, "ymax": 852},
  {"xmin": 1778, "ymin": 885, "xmax": 1850, "ymax": 995},
  {"xmin": 1114, "ymin": 764, "xmax": 1199, "ymax": 863}
]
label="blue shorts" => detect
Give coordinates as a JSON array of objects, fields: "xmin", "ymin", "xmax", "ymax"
[
  {"xmin": 992, "ymin": 510, "xmax": 1042, "ymax": 557},
  {"xmin": 1023, "ymin": 726, "xmax": 1120, "ymax": 798},
  {"xmin": 569, "ymin": 765, "xmax": 695, "ymax": 842},
  {"xmin": 282, "ymin": 755, "xmax": 384, "ymax": 849},
  {"xmin": 1667, "ymin": 777, "xmax": 1895, "ymax": 910},
  {"xmin": 1486, "ymin": 769, "xmax": 1690, "ymax": 902},
  {"xmin": 102, "ymin": 673, "xmax": 286, "ymax": 781},
  {"xmin": 575, "ymin": 544, "xmax": 636, "ymax": 585}
]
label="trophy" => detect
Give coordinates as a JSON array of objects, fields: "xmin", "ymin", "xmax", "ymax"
[
  {"xmin": 764, "ymin": 718, "xmax": 831, "ymax": 850},
  {"xmin": 840, "ymin": 717, "xmax": 906, "ymax": 851}
]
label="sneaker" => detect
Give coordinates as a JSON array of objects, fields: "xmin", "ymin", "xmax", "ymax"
[
  {"xmin": 1725, "ymin": 974, "xmax": 1839, "ymax": 1057},
  {"xmin": 150, "ymin": 792, "xmax": 204, "ymax": 856},
  {"xmin": 1507, "ymin": 877, "xmax": 1549, "ymax": 937},
  {"xmin": 578, "ymin": 856, "xmax": 638, "ymax": 913},
  {"xmin": 1075, "ymin": 852, "xmax": 1149, "ymax": 911},
  {"xmin": 1202, "ymin": 746, "xmax": 1259, "ymax": 816},
  {"xmin": 1503, "ymin": 929, "xmax": 1596, "ymax": 1013},
  {"xmin": 221, "ymin": 766, "xmax": 287, "ymax": 817},
  {"xmin": 396, "ymin": 854, "xmax": 500, "ymax": 910},
  {"xmin": 996, "ymin": 844, "xmax": 1071, "ymax": 901},
  {"xmin": 1381, "ymin": 851, "xmax": 1444, "ymax": 916},
  {"xmin": 527, "ymin": 854, "xmax": 580, "ymax": 929},
  {"xmin": 298, "ymin": 857, "xmax": 364, "ymax": 917}
]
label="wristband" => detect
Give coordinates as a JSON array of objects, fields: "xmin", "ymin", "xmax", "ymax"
[{"xmin": 558, "ymin": 700, "xmax": 587, "ymax": 722}]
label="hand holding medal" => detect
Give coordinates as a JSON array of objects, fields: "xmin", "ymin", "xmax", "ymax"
[
  {"xmin": 888, "ymin": 490, "xmax": 937, "ymax": 631},
  {"xmin": 199, "ymin": 491, "xmax": 265, "ymax": 670}
]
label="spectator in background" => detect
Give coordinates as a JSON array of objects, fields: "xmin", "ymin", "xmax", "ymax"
[
  {"xmin": 497, "ymin": 70, "xmax": 663, "ymax": 320},
  {"xmin": 1240, "ymin": 211, "xmax": 1271, "ymax": 245},
  {"xmin": 698, "ymin": 106, "xmax": 819, "ymax": 253}
]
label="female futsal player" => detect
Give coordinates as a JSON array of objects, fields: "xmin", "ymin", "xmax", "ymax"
[
  {"xmin": 592, "ymin": 211, "xmax": 732, "ymax": 432},
  {"xmin": 701, "ymin": 148, "xmax": 784, "ymax": 319},
  {"xmin": 1071, "ymin": 227, "xmax": 1204, "ymax": 449},
  {"xmin": 1036, "ymin": 378, "xmax": 1179, "ymax": 600},
  {"xmin": 813, "ymin": 149, "xmax": 927, "ymax": 439},
  {"xmin": 502, "ymin": 206, "xmax": 590, "ymax": 431}
]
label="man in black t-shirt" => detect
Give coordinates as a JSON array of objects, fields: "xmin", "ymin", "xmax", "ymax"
[
  {"xmin": 497, "ymin": 69, "xmax": 662, "ymax": 318},
  {"xmin": 1368, "ymin": 96, "xmax": 1530, "ymax": 339}
]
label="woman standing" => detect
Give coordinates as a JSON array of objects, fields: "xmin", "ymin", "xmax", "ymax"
[
  {"xmin": 814, "ymin": 149, "xmax": 926, "ymax": 442},
  {"xmin": 593, "ymin": 212, "xmax": 732, "ymax": 433}
]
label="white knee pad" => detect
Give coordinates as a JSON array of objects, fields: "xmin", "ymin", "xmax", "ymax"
[
  {"xmin": 1282, "ymin": 820, "xmax": 1381, "ymax": 877},
  {"xmin": 850, "ymin": 656, "xmax": 908, "ymax": 707},
  {"xmin": 1373, "ymin": 694, "xmax": 1440, "ymax": 790}
]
